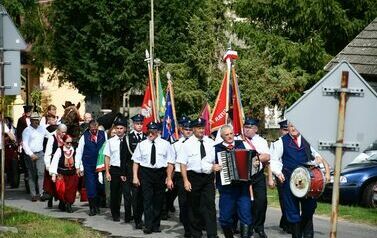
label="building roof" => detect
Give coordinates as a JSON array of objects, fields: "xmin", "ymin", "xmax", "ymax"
[{"xmin": 324, "ymin": 17, "xmax": 377, "ymax": 77}]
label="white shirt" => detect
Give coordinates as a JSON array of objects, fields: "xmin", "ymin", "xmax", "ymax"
[
  {"xmin": 173, "ymin": 136, "xmax": 191, "ymax": 172},
  {"xmin": 103, "ymin": 135, "xmax": 124, "ymax": 167},
  {"xmin": 22, "ymin": 125, "xmax": 50, "ymax": 156},
  {"xmin": 44, "ymin": 132, "xmax": 59, "ymax": 170},
  {"xmin": 176, "ymin": 135, "xmax": 215, "ymax": 174},
  {"xmin": 49, "ymin": 147, "xmax": 75, "ymax": 175},
  {"xmin": 241, "ymin": 134, "xmax": 270, "ymax": 170},
  {"xmin": 132, "ymin": 136, "xmax": 174, "ymax": 169},
  {"xmin": 75, "ymin": 131, "xmax": 108, "ymax": 171},
  {"xmin": 270, "ymin": 135, "xmax": 320, "ymax": 176}
]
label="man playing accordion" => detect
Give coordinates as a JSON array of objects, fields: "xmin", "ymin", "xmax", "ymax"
[{"xmin": 215, "ymin": 125, "xmax": 254, "ymax": 238}]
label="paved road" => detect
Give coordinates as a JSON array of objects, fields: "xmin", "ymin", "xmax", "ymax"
[{"xmin": 4, "ymin": 185, "xmax": 377, "ymax": 238}]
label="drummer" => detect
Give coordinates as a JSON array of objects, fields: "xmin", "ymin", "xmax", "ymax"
[{"xmin": 270, "ymin": 122, "xmax": 330, "ymax": 238}]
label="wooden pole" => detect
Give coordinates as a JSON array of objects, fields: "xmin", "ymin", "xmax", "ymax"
[{"xmin": 329, "ymin": 71, "xmax": 349, "ymax": 238}]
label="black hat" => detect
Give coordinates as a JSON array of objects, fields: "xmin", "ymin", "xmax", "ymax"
[
  {"xmin": 278, "ymin": 119, "xmax": 288, "ymax": 129},
  {"xmin": 113, "ymin": 116, "xmax": 128, "ymax": 127},
  {"xmin": 182, "ymin": 120, "xmax": 192, "ymax": 129},
  {"xmin": 178, "ymin": 116, "xmax": 190, "ymax": 125},
  {"xmin": 190, "ymin": 118, "xmax": 206, "ymax": 128},
  {"xmin": 147, "ymin": 122, "xmax": 159, "ymax": 130},
  {"xmin": 131, "ymin": 114, "xmax": 144, "ymax": 122},
  {"xmin": 244, "ymin": 118, "xmax": 259, "ymax": 126},
  {"xmin": 23, "ymin": 105, "xmax": 33, "ymax": 113},
  {"xmin": 157, "ymin": 122, "xmax": 163, "ymax": 131}
]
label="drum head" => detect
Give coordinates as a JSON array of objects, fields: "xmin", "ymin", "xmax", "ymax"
[{"xmin": 290, "ymin": 167, "xmax": 311, "ymax": 198}]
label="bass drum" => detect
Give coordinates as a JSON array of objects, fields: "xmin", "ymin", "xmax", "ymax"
[{"xmin": 290, "ymin": 166, "xmax": 325, "ymax": 199}]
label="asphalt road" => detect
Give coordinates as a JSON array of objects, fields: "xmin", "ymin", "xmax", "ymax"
[{"xmin": 4, "ymin": 184, "xmax": 377, "ymax": 238}]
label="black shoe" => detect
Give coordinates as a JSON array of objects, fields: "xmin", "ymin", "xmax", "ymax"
[
  {"xmin": 124, "ymin": 217, "xmax": 132, "ymax": 223},
  {"xmin": 89, "ymin": 207, "xmax": 96, "ymax": 216},
  {"xmin": 58, "ymin": 201, "xmax": 66, "ymax": 211},
  {"xmin": 66, "ymin": 204, "xmax": 73, "ymax": 213},
  {"xmin": 152, "ymin": 227, "xmax": 161, "ymax": 233},
  {"xmin": 47, "ymin": 198, "xmax": 53, "ymax": 208},
  {"xmin": 254, "ymin": 231, "xmax": 268, "ymax": 238},
  {"xmin": 135, "ymin": 222, "xmax": 143, "ymax": 229},
  {"xmin": 143, "ymin": 228, "xmax": 152, "ymax": 234},
  {"xmin": 222, "ymin": 227, "xmax": 234, "ymax": 238},
  {"xmin": 40, "ymin": 192, "xmax": 51, "ymax": 202},
  {"xmin": 113, "ymin": 217, "xmax": 120, "ymax": 222}
]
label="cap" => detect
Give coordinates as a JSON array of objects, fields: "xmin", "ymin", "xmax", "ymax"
[
  {"xmin": 178, "ymin": 116, "xmax": 190, "ymax": 125},
  {"xmin": 113, "ymin": 116, "xmax": 128, "ymax": 127},
  {"xmin": 147, "ymin": 122, "xmax": 159, "ymax": 130},
  {"xmin": 182, "ymin": 120, "xmax": 192, "ymax": 129},
  {"xmin": 244, "ymin": 118, "xmax": 259, "ymax": 126},
  {"xmin": 30, "ymin": 112, "xmax": 41, "ymax": 120},
  {"xmin": 23, "ymin": 105, "xmax": 33, "ymax": 113},
  {"xmin": 278, "ymin": 119, "xmax": 288, "ymax": 129},
  {"xmin": 190, "ymin": 118, "xmax": 206, "ymax": 128},
  {"xmin": 131, "ymin": 114, "xmax": 144, "ymax": 122}
]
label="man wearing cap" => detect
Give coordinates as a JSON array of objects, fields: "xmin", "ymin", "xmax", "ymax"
[
  {"xmin": 75, "ymin": 120, "xmax": 107, "ymax": 216},
  {"xmin": 270, "ymin": 120, "xmax": 290, "ymax": 233},
  {"xmin": 132, "ymin": 121, "xmax": 175, "ymax": 234},
  {"xmin": 270, "ymin": 122, "xmax": 330, "ymax": 238},
  {"xmin": 172, "ymin": 119, "xmax": 193, "ymax": 237},
  {"xmin": 22, "ymin": 112, "xmax": 50, "ymax": 201},
  {"xmin": 177, "ymin": 118, "xmax": 220, "ymax": 238},
  {"xmin": 126, "ymin": 113, "xmax": 146, "ymax": 229},
  {"xmin": 242, "ymin": 118, "xmax": 271, "ymax": 238},
  {"xmin": 215, "ymin": 124, "xmax": 253, "ymax": 238},
  {"xmin": 104, "ymin": 116, "xmax": 129, "ymax": 222}
]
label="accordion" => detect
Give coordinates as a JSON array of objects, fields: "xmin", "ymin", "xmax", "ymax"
[{"xmin": 217, "ymin": 149, "xmax": 260, "ymax": 185}]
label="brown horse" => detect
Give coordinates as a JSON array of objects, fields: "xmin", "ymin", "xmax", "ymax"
[{"xmin": 61, "ymin": 101, "xmax": 81, "ymax": 147}]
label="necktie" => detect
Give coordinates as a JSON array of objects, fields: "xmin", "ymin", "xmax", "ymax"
[
  {"xmin": 150, "ymin": 140, "xmax": 156, "ymax": 165},
  {"xmin": 199, "ymin": 139, "xmax": 206, "ymax": 159},
  {"xmin": 120, "ymin": 137, "xmax": 124, "ymax": 159},
  {"xmin": 293, "ymin": 137, "xmax": 299, "ymax": 148},
  {"xmin": 137, "ymin": 133, "xmax": 142, "ymax": 142}
]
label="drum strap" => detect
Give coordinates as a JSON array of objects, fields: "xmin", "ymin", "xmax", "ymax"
[
  {"xmin": 244, "ymin": 137, "xmax": 256, "ymax": 150},
  {"xmin": 302, "ymin": 137, "xmax": 314, "ymax": 161}
]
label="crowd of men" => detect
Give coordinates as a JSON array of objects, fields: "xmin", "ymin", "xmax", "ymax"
[{"xmin": 3, "ymin": 103, "xmax": 331, "ymax": 238}]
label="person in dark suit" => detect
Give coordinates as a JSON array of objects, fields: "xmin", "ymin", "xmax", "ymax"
[{"xmin": 125, "ymin": 114, "xmax": 147, "ymax": 229}]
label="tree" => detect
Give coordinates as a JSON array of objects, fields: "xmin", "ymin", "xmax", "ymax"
[{"xmin": 48, "ymin": 0, "xmax": 150, "ymax": 111}]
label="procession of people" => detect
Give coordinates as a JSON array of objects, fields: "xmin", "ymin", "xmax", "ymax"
[{"xmin": 2, "ymin": 102, "xmax": 332, "ymax": 238}]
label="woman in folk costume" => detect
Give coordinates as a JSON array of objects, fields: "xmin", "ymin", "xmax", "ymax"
[{"xmin": 50, "ymin": 134, "xmax": 79, "ymax": 213}]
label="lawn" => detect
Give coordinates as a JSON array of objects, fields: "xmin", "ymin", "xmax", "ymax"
[
  {"xmin": 1, "ymin": 207, "xmax": 105, "ymax": 238},
  {"xmin": 267, "ymin": 188, "xmax": 377, "ymax": 225}
]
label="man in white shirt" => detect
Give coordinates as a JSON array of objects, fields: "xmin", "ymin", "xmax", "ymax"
[
  {"xmin": 242, "ymin": 118, "xmax": 270, "ymax": 238},
  {"xmin": 177, "ymin": 118, "xmax": 220, "ymax": 238},
  {"xmin": 172, "ymin": 119, "xmax": 192, "ymax": 237},
  {"xmin": 104, "ymin": 116, "xmax": 128, "ymax": 222},
  {"xmin": 22, "ymin": 112, "xmax": 50, "ymax": 201},
  {"xmin": 270, "ymin": 122, "xmax": 330, "ymax": 238},
  {"xmin": 132, "ymin": 122, "xmax": 175, "ymax": 234}
]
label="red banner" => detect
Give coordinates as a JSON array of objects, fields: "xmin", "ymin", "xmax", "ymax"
[
  {"xmin": 141, "ymin": 81, "xmax": 156, "ymax": 132},
  {"xmin": 200, "ymin": 102, "xmax": 211, "ymax": 136},
  {"xmin": 210, "ymin": 72, "xmax": 229, "ymax": 132}
]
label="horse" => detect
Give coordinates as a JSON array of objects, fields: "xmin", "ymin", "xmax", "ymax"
[{"xmin": 61, "ymin": 101, "xmax": 81, "ymax": 147}]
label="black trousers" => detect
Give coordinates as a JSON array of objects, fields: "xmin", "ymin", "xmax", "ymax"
[
  {"xmin": 175, "ymin": 172, "xmax": 190, "ymax": 234},
  {"xmin": 109, "ymin": 166, "xmax": 126, "ymax": 220},
  {"xmin": 140, "ymin": 167, "xmax": 166, "ymax": 230},
  {"xmin": 251, "ymin": 170, "xmax": 267, "ymax": 233},
  {"xmin": 127, "ymin": 162, "xmax": 143, "ymax": 224},
  {"xmin": 187, "ymin": 171, "xmax": 217, "ymax": 238}
]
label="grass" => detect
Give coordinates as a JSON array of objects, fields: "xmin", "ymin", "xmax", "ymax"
[
  {"xmin": 267, "ymin": 188, "xmax": 377, "ymax": 225},
  {"xmin": 1, "ymin": 206, "xmax": 105, "ymax": 238}
]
